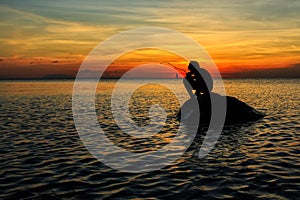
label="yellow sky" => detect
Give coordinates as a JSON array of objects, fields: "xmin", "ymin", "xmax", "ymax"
[{"xmin": 0, "ymin": 1, "xmax": 299, "ymax": 78}]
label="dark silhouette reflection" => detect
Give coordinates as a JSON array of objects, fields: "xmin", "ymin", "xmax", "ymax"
[{"xmin": 178, "ymin": 61, "xmax": 265, "ymax": 126}]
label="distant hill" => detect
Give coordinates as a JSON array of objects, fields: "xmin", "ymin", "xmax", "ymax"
[
  {"xmin": 0, "ymin": 74, "xmax": 75, "ymax": 80},
  {"xmin": 41, "ymin": 74, "xmax": 75, "ymax": 79}
]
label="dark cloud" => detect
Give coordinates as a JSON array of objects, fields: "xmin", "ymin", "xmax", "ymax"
[
  {"xmin": 52, "ymin": 60, "xmax": 59, "ymax": 63},
  {"xmin": 0, "ymin": 59, "xmax": 3, "ymax": 61},
  {"xmin": 224, "ymin": 63, "xmax": 300, "ymax": 78}
]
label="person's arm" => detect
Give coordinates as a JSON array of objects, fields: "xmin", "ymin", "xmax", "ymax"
[{"xmin": 183, "ymin": 73, "xmax": 194, "ymax": 98}]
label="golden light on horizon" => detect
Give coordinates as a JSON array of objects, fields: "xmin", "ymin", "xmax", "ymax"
[
  {"xmin": 0, "ymin": 1, "xmax": 299, "ymax": 79},
  {"xmin": 104, "ymin": 48, "xmax": 189, "ymax": 78}
]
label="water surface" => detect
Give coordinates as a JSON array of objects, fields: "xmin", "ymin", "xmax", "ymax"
[{"xmin": 0, "ymin": 79, "xmax": 299, "ymax": 199}]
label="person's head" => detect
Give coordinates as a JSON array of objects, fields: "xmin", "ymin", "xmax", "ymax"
[{"xmin": 188, "ymin": 61, "xmax": 200, "ymax": 72}]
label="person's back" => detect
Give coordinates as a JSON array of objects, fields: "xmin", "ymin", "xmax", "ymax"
[{"xmin": 185, "ymin": 61, "xmax": 213, "ymax": 96}]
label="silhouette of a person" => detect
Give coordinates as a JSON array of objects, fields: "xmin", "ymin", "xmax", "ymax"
[
  {"xmin": 179, "ymin": 61, "xmax": 265, "ymax": 125},
  {"xmin": 185, "ymin": 61, "xmax": 213, "ymax": 96}
]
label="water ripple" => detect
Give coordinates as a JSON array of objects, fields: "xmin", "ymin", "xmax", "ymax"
[{"xmin": 0, "ymin": 79, "xmax": 299, "ymax": 199}]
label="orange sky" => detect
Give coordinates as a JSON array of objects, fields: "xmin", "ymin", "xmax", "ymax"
[
  {"xmin": 0, "ymin": 1, "xmax": 299, "ymax": 78},
  {"xmin": 102, "ymin": 49, "xmax": 188, "ymax": 79}
]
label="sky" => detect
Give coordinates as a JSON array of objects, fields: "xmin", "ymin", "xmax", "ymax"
[{"xmin": 0, "ymin": 0, "xmax": 299, "ymax": 78}]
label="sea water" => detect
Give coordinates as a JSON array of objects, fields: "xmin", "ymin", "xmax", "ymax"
[{"xmin": 0, "ymin": 79, "xmax": 299, "ymax": 199}]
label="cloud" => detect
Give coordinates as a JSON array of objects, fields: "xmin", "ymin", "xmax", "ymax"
[
  {"xmin": 0, "ymin": 5, "xmax": 118, "ymax": 58},
  {"xmin": 224, "ymin": 63, "xmax": 300, "ymax": 78},
  {"xmin": 0, "ymin": 0, "xmax": 299, "ymax": 78}
]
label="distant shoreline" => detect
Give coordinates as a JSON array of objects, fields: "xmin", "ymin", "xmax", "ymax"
[{"xmin": 0, "ymin": 77, "xmax": 299, "ymax": 81}]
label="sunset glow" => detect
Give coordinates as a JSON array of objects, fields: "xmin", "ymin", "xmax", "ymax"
[{"xmin": 0, "ymin": 1, "xmax": 299, "ymax": 78}]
